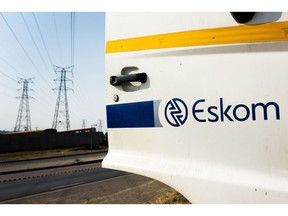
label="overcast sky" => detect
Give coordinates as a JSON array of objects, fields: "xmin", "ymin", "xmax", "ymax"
[{"xmin": 0, "ymin": 12, "xmax": 106, "ymax": 132}]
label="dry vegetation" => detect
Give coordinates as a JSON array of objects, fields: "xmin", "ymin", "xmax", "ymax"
[{"xmin": 147, "ymin": 189, "xmax": 191, "ymax": 204}]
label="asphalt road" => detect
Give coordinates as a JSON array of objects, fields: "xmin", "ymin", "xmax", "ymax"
[{"xmin": 0, "ymin": 164, "xmax": 127, "ymax": 203}]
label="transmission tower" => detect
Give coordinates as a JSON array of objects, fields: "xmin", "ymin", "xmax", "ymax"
[
  {"xmin": 98, "ymin": 119, "xmax": 103, "ymax": 132},
  {"xmin": 14, "ymin": 78, "xmax": 34, "ymax": 132},
  {"xmin": 52, "ymin": 65, "xmax": 73, "ymax": 131},
  {"xmin": 82, "ymin": 119, "xmax": 87, "ymax": 128}
]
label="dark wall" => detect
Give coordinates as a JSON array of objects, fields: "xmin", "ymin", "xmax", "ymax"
[{"xmin": 0, "ymin": 131, "xmax": 104, "ymax": 153}]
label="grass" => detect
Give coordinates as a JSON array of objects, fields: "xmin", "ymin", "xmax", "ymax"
[{"xmin": 147, "ymin": 189, "xmax": 191, "ymax": 204}]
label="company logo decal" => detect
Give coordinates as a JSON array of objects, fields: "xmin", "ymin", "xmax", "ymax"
[
  {"xmin": 107, "ymin": 98, "xmax": 281, "ymax": 129},
  {"xmin": 163, "ymin": 97, "xmax": 281, "ymax": 127},
  {"xmin": 165, "ymin": 98, "xmax": 188, "ymax": 127}
]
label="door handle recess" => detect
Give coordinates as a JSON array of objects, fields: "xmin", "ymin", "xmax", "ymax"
[{"xmin": 110, "ymin": 73, "xmax": 147, "ymax": 86}]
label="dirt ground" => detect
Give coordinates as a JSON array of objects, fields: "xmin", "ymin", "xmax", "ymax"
[{"xmin": 149, "ymin": 190, "xmax": 191, "ymax": 204}]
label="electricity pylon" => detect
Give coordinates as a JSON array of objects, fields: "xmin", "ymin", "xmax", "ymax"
[
  {"xmin": 52, "ymin": 65, "xmax": 73, "ymax": 130},
  {"xmin": 82, "ymin": 119, "xmax": 87, "ymax": 128},
  {"xmin": 14, "ymin": 78, "xmax": 34, "ymax": 132},
  {"xmin": 98, "ymin": 119, "xmax": 103, "ymax": 132}
]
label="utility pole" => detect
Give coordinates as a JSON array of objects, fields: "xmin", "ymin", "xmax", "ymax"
[
  {"xmin": 14, "ymin": 78, "xmax": 34, "ymax": 132},
  {"xmin": 52, "ymin": 65, "xmax": 73, "ymax": 131}
]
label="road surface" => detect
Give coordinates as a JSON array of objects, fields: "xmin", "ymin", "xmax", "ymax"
[{"xmin": 0, "ymin": 163, "xmax": 127, "ymax": 203}]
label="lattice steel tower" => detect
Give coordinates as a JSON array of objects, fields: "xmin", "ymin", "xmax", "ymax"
[
  {"xmin": 98, "ymin": 119, "xmax": 103, "ymax": 132},
  {"xmin": 52, "ymin": 66, "xmax": 73, "ymax": 130},
  {"xmin": 82, "ymin": 119, "xmax": 87, "ymax": 128},
  {"xmin": 14, "ymin": 78, "xmax": 34, "ymax": 132}
]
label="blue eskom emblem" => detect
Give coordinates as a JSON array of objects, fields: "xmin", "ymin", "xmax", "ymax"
[{"xmin": 165, "ymin": 98, "xmax": 188, "ymax": 127}]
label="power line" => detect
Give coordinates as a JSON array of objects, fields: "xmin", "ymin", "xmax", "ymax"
[
  {"xmin": 0, "ymin": 92, "xmax": 14, "ymax": 98},
  {"xmin": 0, "ymin": 81, "xmax": 16, "ymax": 92},
  {"xmin": 66, "ymin": 96, "xmax": 87, "ymax": 120},
  {"xmin": 0, "ymin": 13, "xmax": 36, "ymax": 71},
  {"xmin": 0, "ymin": 13, "xmax": 53, "ymax": 89},
  {"xmin": 71, "ymin": 12, "xmax": 76, "ymax": 67},
  {"xmin": 31, "ymin": 99, "xmax": 55, "ymax": 123},
  {"xmin": 73, "ymin": 84, "xmax": 98, "ymax": 116},
  {"xmin": 20, "ymin": 12, "xmax": 55, "ymax": 79},
  {"xmin": 33, "ymin": 84, "xmax": 56, "ymax": 105},
  {"xmin": 0, "ymin": 13, "xmax": 101, "ymax": 131},
  {"xmin": 0, "ymin": 55, "xmax": 26, "ymax": 78},
  {"xmin": 33, "ymin": 88, "xmax": 77, "ymax": 121},
  {"xmin": 53, "ymin": 13, "xmax": 63, "ymax": 65},
  {"xmin": 0, "ymin": 69, "xmax": 17, "ymax": 82},
  {"xmin": 32, "ymin": 12, "xmax": 54, "ymax": 67},
  {"xmin": 0, "ymin": 13, "xmax": 56, "ymax": 108}
]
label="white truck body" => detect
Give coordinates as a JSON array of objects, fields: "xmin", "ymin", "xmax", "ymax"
[{"xmin": 103, "ymin": 12, "xmax": 288, "ymax": 203}]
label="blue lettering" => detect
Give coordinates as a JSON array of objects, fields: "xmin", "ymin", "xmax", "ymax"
[
  {"xmin": 179, "ymin": 98, "xmax": 281, "ymax": 125},
  {"xmin": 220, "ymin": 98, "xmax": 233, "ymax": 122},
  {"xmin": 192, "ymin": 99, "xmax": 206, "ymax": 122},
  {"xmin": 233, "ymin": 104, "xmax": 250, "ymax": 121},
  {"xmin": 208, "ymin": 106, "xmax": 219, "ymax": 122},
  {"xmin": 251, "ymin": 102, "xmax": 280, "ymax": 120}
]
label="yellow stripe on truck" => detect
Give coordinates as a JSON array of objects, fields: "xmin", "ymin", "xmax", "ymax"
[{"xmin": 106, "ymin": 21, "xmax": 288, "ymax": 53}]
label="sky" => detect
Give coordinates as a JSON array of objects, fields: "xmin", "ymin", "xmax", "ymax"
[{"xmin": 0, "ymin": 12, "xmax": 106, "ymax": 132}]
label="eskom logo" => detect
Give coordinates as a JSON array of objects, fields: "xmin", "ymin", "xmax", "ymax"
[
  {"xmin": 164, "ymin": 98, "xmax": 188, "ymax": 127},
  {"xmin": 164, "ymin": 97, "xmax": 281, "ymax": 127}
]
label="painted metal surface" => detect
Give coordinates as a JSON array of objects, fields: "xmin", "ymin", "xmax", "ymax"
[{"xmin": 103, "ymin": 12, "xmax": 288, "ymax": 203}]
